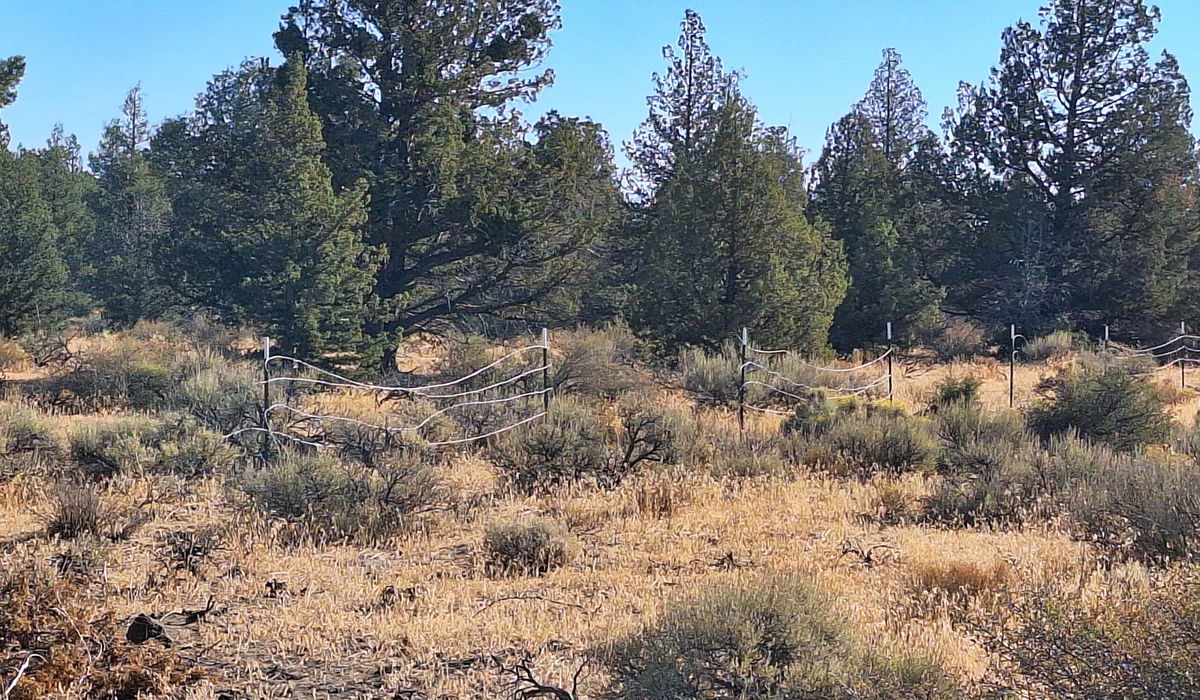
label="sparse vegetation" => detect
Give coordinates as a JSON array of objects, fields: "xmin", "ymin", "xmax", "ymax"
[
  {"xmin": 483, "ymin": 517, "xmax": 578, "ymax": 576},
  {"xmin": 1027, "ymin": 369, "xmax": 1174, "ymax": 451}
]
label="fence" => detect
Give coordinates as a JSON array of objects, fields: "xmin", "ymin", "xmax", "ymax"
[
  {"xmin": 737, "ymin": 322, "xmax": 1200, "ymax": 429},
  {"xmin": 225, "ymin": 329, "xmax": 553, "ymax": 451},
  {"xmin": 737, "ymin": 326, "xmax": 895, "ymax": 431}
]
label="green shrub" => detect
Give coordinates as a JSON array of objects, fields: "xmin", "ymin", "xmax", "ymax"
[
  {"xmin": 1027, "ymin": 370, "xmax": 1174, "ymax": 451},
  {"xmin": 150, "ymin": 420, "xmax": 240, "ymax": 477},
  {"xmin": 604, "ymin": 576, "xmax": 956, "ymax": 699},
  {"xmin": 237, "ymin": 448, "xmax": 441, "ymax": 540},
  {"xmin": 920, "ymin": 317, "xmax": 986, "ymax": 361},
  {"xmin": 488, "ymin": 399, "xmax": 612, "ymax": 493},
  {"xmin": 680, "ymin": 343, "xmax": 742, "ymax": 406},
  {"xmin": 47, "ymin": 335, "xmax": 189, "ymax": 411},
  {"xmin": 1055, "ymin": 437, "xmax": 1200, "ymax": 562},
  {"xmin": 964, "ymin": 572, "xmax": 1200, "ymax": 699},
  {"xmin": 1023, "ymin": 330, "xmax": 1082, "ymax": 362},
  {"xmin": 935, "ymin": 402, "xmax": 1027, "ymax": 457},
  {"xmin": 169, "ymin": 359, "xmax": 260, "ymax": 434},
  {"xmin": 66, "ymin": 417, "xmax": 161, "ymax": 478},
  {"xmin": 483, "ymin": 517, "xmax": 577, "ymax": 576},
  {"xmin": 550, "ymin": 324, "xmax": 646, "ymax": 398},
  {"xmin": 929, "ymin": 376, "xmax": 981, "ymax": 410},
  {"xmin": 923, "ymin": 440, "xmax": 1053, "ymax": 526},
  {"xmin": 0, "ymin": 402, "xmax": 59, "ymax": 455},
  {"xmin": 780, "ymin": 391, "xmax": 847, "ymax": 438},
  {"xmin": 808, "ymin": 412, "xmax": 938, "ymax": 478},
  {"xmin": 712, "ymin": 436, "xmax": 792, "ymax": 479}
]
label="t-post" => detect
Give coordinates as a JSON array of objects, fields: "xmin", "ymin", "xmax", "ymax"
[
  {"xmin": 541, "ymin": 327, "xmax": 551, "ymax": 413},
  {"xmin": 886, "ymin": 322, "xmax": 894, "ymax": 401},
  {"xmin": 1009, "ymin": 325, "xmax": 1016, "ymax": 409},
  {"xmin": 738, "ymin": 327, "xmax": 748, "ymax": 433},
  {"xmin": 1181, "ymin": 322, "xmax": 1187, "ymax": 390}
]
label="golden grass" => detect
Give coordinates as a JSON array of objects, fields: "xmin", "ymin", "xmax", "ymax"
[{"xmin": 0, "ymin": 350, "xmax": 1194, "ymax": 697}]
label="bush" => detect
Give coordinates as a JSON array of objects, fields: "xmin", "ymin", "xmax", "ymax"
[
  {"xmin": 45, "ymin": 483, "xmax": 104, "ymax": 539},
  {"xmin": 1023, "ymin": 330, "xmax": 1082, "ymax": 362},
  {"xmin": 483, "ymin": 517, "xmax": 578, "ymax": 576},
  {"xmin": 807, "ymin": 412, "xmax": 939, "ymax": 478},
  {"xmin": 923, "ymin": 440, "xmax": 1052, "ymax": 527},
  {"xmin": 0, "ymin": 402, "xmax": 59, "ymax": 455},
  {"xmin": 237, "ymin": 448, "xmax": 442, "ymax": 540},
  {"xmin": 935, "ymin": 402, "xmax": 1027, "ymax": 458},
  {"xmin": 0, "ymin": 337, "xmax": 28, "ymax": 373},
  {"xmin": 964, "ymin": 571, "xmax": 1200, "ymax": 699},
  {"xmin": 680, "ymin": 343, "xmax": 742, "ymax": 406},
  {"xmin": 1027, "ymin": 369, "xmax": 1174, "ymax": 451},
  {"xmin": 920, "ymin": 317, "xmax": 986, "ymax": 361},
  {"xmin": 550, "ymin": 324, "xmax": 646, "ymax": 398},
  {"xmin": 929, "ymin": 376, "xmax": 981, "ymax": 410},
  {"xmin": 604, "ymin": 576, "xmax": 956, "ymax": 699},
  {"xmin": 712, "ymin": 436, "xmax": 792, "ymax": 479},
  {"xmin": 66, "ymin": 417, "xmax": 161, "ymax": 478},
  {"xmin": 488, "ymin": 399, "xmax": 611, "ymax": 493},
  {"xmin": 45, "ymin": 334, "xmax": 189, "ymax": 411},
  {"xmin": 150, "ymin": 419, "xmax": 239, "ymax": 477},
  {"xmin": 1055, "ymin": 437, "xmax": 1200, "ymax": 562},
  {"xmin": 169, "ymin": 357, "xmax": 260, "ymax": 434},
  {"xmin": 613, "ymin": 395, "xmax": 699, "ymax": 470}
]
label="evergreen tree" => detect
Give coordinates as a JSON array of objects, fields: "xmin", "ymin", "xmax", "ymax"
[
  {"xmin": 277, "ymin": 0, "xmax": 610, "ymax": 366},
  {"xmin": 154, "ymin": 58, "xmax": 378, "ymax": 359},
  {"xmin": 627, "ymin": 12, "xmax": 847, "ymax": 354},
  {"xmin": 34, "ymin": 125, "xmax": 97, "ymax": 284},
  {"xmin": 0, "ymin": 57, "xmax": 68, "ymax": 335},
  {"xmin": 87, "ymin": 86, "xmax": 176, "ymax": 325},
  {"xmin": 812, "ymin": 50, "xmax": 945, "ymax": 350},
  {"xmin": 948, "ymin": 0, "xmax": 1200, "ymax": 336}
]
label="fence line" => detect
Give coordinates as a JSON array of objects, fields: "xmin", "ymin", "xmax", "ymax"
[{"xmin": 228, "ymin": 329, "xmax": 553, "ymax": 451}]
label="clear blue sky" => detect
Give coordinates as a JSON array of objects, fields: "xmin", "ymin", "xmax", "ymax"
[{"xmin": 2, "ymin": 0, "xmax": 1198, "ymax": 167}]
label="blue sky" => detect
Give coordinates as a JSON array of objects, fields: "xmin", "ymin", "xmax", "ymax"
[{"xmin": 1, "ymin": 0, "xmax": 1198, "ymax": 166}]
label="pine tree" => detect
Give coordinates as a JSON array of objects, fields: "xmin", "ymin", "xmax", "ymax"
[
  {"xmin": 948, "ymin": 0, "xmax": 1200, "ymax": 336},
  {"xmin": 627, "ymin": 12, "xmax": 847, "ymax": 354},
  {"xmin": 34, "ymin": 125, "xmax": 97, "ymax": 285},
  {"xmin": 0, "ymin": 57, "xmax": 68, "ymax": 335},
  {"xmin": 87, "ymin": 86, "xmax": 176, "ymax": 325},
  {"xmin": 858, "ymin": 48, "xmax": 927, "ymax": 166},
  {"xmin": 154, "ymin": 58, "xmax": 377, "ymax": 359}
]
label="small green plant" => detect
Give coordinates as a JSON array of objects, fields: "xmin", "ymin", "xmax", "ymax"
[
  {"xmin": 150, "ymin": 419, "xmax": 239, "ymax": 477},
  {"xmin": 929, "ymin": 376, "xmax": 981, "ymax": 410},
  {"xmin": 603, "ymin": 575, "xmax": 956, "ymax": 699},
  {"xmin": 679, "ymin": 343, "xmax": 742, "ymax": 406},
  {"xmin": 1027, "ymin": 369, "xmax": 1174, "ymax": 451},
  {"xmin": 483, "ymin": 517, "xmax": 577, "ymax": 576},
  {"xmin": 550, "ymin": 323, "xmax": 646, "ymax": 398},
  {"xmin": 66, "ymin": 417, "xmax": 161, "ymax": 478},
  {"xmin": 169, "ymin": 358, "xmax": 260, "ymax": 434}
]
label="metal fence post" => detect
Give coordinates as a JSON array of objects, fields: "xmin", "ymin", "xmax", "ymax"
[
  {"xmin": 1103, "ymin": 325, "xmax": 1110, "ymax": 375},
  {"xmin": 738, "ymin": 327, "xmax": 748, "ymax": 433},
  {"xmin": 261, "ymin": 336, "xmax": 272, "ymax": 457},
  {"xmin": 1181, "ymin": 322, "xmax": 1187, "ymax": 390},
  {"xmin": 886, "ymin": 322, "xmax": 894, "ymax": 401},
  {"xmin": 1009, "ymin": 325, "xmax": 1016, "ymax": 409},
  {"xmin": 541, "ymin": 327, "xmax": 551, "ymax": 413}
]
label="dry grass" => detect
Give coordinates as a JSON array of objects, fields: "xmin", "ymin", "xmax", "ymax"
[{"xmin": 1, "ymin": 339, "xmax": 1196, "ymax": 698}]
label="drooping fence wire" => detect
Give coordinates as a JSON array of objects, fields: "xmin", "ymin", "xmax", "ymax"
[
  {"xmin": 225, "ymin": 330, "xmax": 553, "ymax": 451},
  {"xmin": 737, "ymin": 326, "xmax": 895, "ymax": 430},
  {"xmin": 1104, "ymin": 323, "xmax": 1199, "ymax": 389}
]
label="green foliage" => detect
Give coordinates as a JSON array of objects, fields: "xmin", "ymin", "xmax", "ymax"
[
  {"xmin": 0, "ymin": 402, "xmax": 58, "ymax": 455},
  {"xmin": 965, "ymin": 571, "xmax": 1200, "ymax": 699},
  {"xmin": 483, "ymin": 517, "xmax": 577, "ymax": 576},
  {"xmin": 929, "ymin": 376, "xmax": 981, "ymax": 410},
  {"xmin": 169, "ymin": 357, "xmax": 260, "ymax": 434},
  {"xmin": 918, "ymin": 318, "xmax": 987, "ymax": 361},
  {"xmin": 1027, "ymin": 369, "xmax": 1174, "ymax": 451},
  {"xmin": 489, "ymin": 399, "xmax": 611, "ymax": 493},
  {"xmin": 604, "ymin": 575, "xmax": 956, "ymax": 699},
  {"xmin": 807, "ymin": 410, "xmax": 939, "ymax": 477},
  {"xmin": 86, "ymin": 87, "xmax": 177, "ymax": 325},
  {"xmin": 149, "ymin": 420, "xmax": 239, "ymax": 477},
  {"xmin": 679, "ymin": 344, "xmax": 742, "ymax": 406},
  {"xmin": 947, "ymin": 0, "xmax": 1200, "ymax": 335},
  {"xmin": 627, "ymin": 11, "xmax": 847, "ymax": 355},
  {"xmin": 237, "ymin": 448, "xmax": 442, "ymax": 541},
  {"xmin": 154, "ymin": 58, "xmax": 378, "ymax": 359},
  {"xmin": 0, "ymin": 142, "xmax": 68, "ymax": 336}
]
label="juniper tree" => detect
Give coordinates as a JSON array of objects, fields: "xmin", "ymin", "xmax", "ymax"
[
  {"xmin": 87, "ymin": 86, "xmax": 176, "ymax": 325},
  {"xmin": 153, "ymin": 58, "xmax": 378, "ymax": 359},
  {"xmin": 627, "ymin": 11, "xmax": 847, "ymax": 354},
  {"xmin": 0, "ymin": 57, "xmax": 68, "ymax": 335},
  {"xmin": 275, "ymin": 0, "xmax": 616, "ymax": 366}
]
